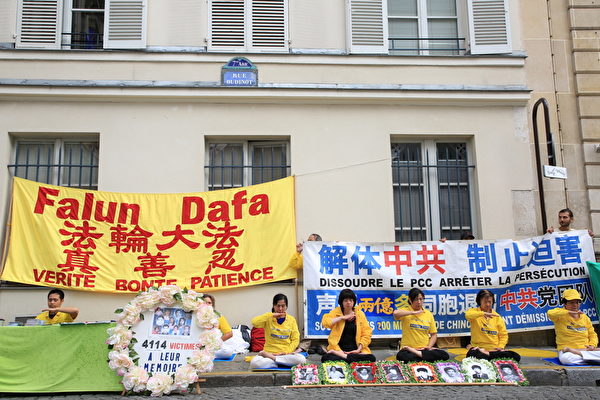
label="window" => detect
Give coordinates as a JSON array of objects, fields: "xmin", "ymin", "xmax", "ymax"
[
  {"xmin": 347, "ymin": 0, "xmax": 511, "ymax": 55},
  {"xmin": 388, "ymin": 0, "xmax": 460, "ymax": 55},
  {"xmin": 391, "ymin": 141, "xmax": 474, "ymax": 241},
  {"xmin": 205, "ymin": 141, "xmax": 290, "ymax": 190},
  {"xmin": 64, "ymin": 0, "xmax": 105, "ymax": 49},
  {"xmin": 208, "ymin": 0, "xmax": 288, "ymax": 52},
  {"xmin": 8, "ymin": 139, "xmax": 99, "ymax": 190},
  {"xmin": 16, "ymin": 0, "xmax": 147, "ymax": 50}
]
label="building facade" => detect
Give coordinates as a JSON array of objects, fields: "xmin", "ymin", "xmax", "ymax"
[{"xmin": 0, "ymin": 0, "xmax": 596, "ymax": 340}]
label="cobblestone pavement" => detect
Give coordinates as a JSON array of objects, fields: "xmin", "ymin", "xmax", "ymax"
[{"xmin": 3, "ymin": 386, "xmax": 600, "ymax": 400}]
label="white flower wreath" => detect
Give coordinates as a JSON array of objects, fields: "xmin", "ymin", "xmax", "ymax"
[{"xmin": 106, "ymin": 285, "xmax": 221, "ymax": 396}]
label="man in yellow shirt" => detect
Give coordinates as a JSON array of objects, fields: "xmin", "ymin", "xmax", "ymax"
[
  {"xmin": 547, "ymin": 289, "xmax": 599, "ymax": 365},
  {"xmin": 287, "ymin": 233, "xmax": 322, "ymax": 270},
  {"xmin": 35, "ymin": 289, "xmax": 79, "ymax": 324}
]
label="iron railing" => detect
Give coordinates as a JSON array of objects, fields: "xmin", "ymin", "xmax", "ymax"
[
  {"xmin": 389, "ymin": 37, "xmax": 466, "ymax": 56},
  {"xmin": 62, "ymin": 32, "xmax": 104, "ymax": 49},
  {"xmin": 205, "ymin": 164, "xmax": 291, "ymax": 191},
  {"xmin": 8, "ymin": 142, "xmax": 99, "ymax": 189}
]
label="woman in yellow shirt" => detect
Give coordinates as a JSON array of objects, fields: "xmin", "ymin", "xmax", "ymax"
[
  {"xmin": 321, "ymin": 289, "xmax": 376, "ymax": 363},
  {"xmin": 202, "ymin": 294, "xmax": 234, "ymax": 358},
  {"xmin": 465, "ymin": 289, "xmax": 520, "ymax": 361},
  {"xmin": 547, "ymin": 289, "xmax": 599, "ymax": 365},
  {"xmin": 394, "ymin": 288, "xmax": 449, "ymax": 362},
  {"xmin": 250, "ymin": 293, "xmax": 306, "ymax": 369}
]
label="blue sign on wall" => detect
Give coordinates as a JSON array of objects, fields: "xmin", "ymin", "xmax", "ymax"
[{"xmin": 222, "ymin": 57, "xmax": 258, "ymax": 87}]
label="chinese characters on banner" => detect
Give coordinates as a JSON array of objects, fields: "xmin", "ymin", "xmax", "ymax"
[
  {"xmin": 302, "ymin": 233, "xmax": 597, "ymax": 338},
  {"xmin": 1, "ymin": 177, "xmax": 297, "ymax": 293}
]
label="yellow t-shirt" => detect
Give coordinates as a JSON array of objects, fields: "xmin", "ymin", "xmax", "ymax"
[
  {"xmin": 287, "ymin": 252, "xmax": 303, "ymax": 270},
  {"xmin": 547, "ymin": 307, "xmax": 598, "ymax": 350},
  {"xmin": 35, "ymin": 311, "xmax": 74, "ymax": 325},
  {"xmin": 218, "ymin": 314, "xmax": 232, "ymax": 335},
  {"xmin": 251, "ymin": 312, "xmax": 299, "ymax": 354},
  {"xmin": 396, "ymin": 308, "xmax": 436, "ymax": 348},
  {"xmin": 465, "ymin": 307, "xmax": 508, "ymax": 351}
]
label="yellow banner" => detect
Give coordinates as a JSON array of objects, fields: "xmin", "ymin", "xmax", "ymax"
[{"xmin": 2, "ymin": 177, "xmax": 297, "ymax": 293}]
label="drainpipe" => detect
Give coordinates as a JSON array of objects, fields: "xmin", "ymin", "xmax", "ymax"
[{"xmin": 532, "ymin": 97, "xmax": 557, "ymax": 232}]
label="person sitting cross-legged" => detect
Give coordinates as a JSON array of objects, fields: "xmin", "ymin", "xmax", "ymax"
[{"xmin": 548, "ymin": 289, "xmax": 600, "ymax": 365}]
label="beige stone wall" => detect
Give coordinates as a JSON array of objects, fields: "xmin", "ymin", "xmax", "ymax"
[
  {"xmin": 0, "ymin": 90, "xmax": 531, "ymax": 329},
  {"xmin": 0, "ymin": 0, "xmax": 557, "ymax": 340},
  {"xmin": 519, "ymin": 0, "xmax": 599, "ymax": 252},
  {"xmin": 570, "ymin": 0, "xmax": 600, "ymax": 251}
]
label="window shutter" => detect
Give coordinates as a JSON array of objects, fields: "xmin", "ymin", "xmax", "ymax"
[
  {"xmin": 250, "ymin": 0, "xmax": 287, "ymax": 52},
  {"xmin": 467, "ymin": 0, "xmax": 512, "ymax": 54},
  {"xmin": 103, "ymin": 0, "xmax": 147, "ymax": 49},
  {"xmin": 346, "ymin": 0, "xmax": 388, "ymax": 54},
  {"xmin": 209, "ymin": 0, "xmax": 246, "ymax": 51},
  {"xmin": 16, "ymin": 0, "xmax": 63, "ymax": 49}
]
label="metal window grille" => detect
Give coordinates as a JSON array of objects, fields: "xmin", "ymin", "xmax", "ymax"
[
  {"xmin": 8, "ymin": 140, "xmax": 99, "ymax": 189},
  {"xmin": 206, "ymin": 142, "xmax": 290, "ymax": 190},
  {"xmin": 388, "ymin": 37, "xmax": 465, "ymax": 55},
  {"xmin": 392, "ymin": 142, "xmax": 474, "ymax": 242}
]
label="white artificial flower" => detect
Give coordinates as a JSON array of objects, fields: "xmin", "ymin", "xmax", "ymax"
[
  {"xmin": 133, "ymin": 291, "xmax": 160, "ymax": 310},
  {"xmin": 195, "ymin": 303, "xmax": 219, "ymax": 329},
  {"xmin": 122, "ymin": 366, "xmax": 149, "ymax": 392},
  {"xmin": 106, "ymin": 325, "xmax": 133, "ymax": 350},
  {"xmin": 146, "ymin": 373, "xmax": 173, "ymax": 397},
  {"xmin": 181, "ymin": 292, "xmax": 201, "ymax": 312},
  {"xmin": 158, "ymin": 285, "xmax": 180, "ymax": 305},
  {"xmin": 108, "ymin": 350, "xmax": 134, "ymax": 376},
  {"xmin": 173, "ymin": 364, "xmax": 198, "ymax": 392},
  {"xmin": 188, "ymin": 348, "xmax": 214, "ymax": 373},
  {"xmin": 199, "ymin": 328, "xmax": 222, "ymax": 352}
]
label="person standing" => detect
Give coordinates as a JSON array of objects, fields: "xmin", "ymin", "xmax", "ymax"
[
  {"xmin": 287, "ymin": 233, "xmax": 322, "ymax": 270},
  {"xmin": 546, "ymin": 208, "xmax": 594, "ymax": 237}
]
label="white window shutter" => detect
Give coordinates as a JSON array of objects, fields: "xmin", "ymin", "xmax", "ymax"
[
  {"xmin": 249, "ymin": 0, "xmax": 288, "ymax": 52},
  {"xmin": 209, "ymin": 0, "xmax": 246, "ymax": 51},
  {"xmin": 346, "ymin": 0, "xmax": 388, "ymax": 54},
  {"xmin": 104, "ymin": 0, "xmax": 147, "ymax": 49},
  {"xmin": 16, "ymin": 0, "xmax": 63, "ymax": 49},
  {"xmin": 467, "ymin": 0, "xmax": 512, "ymax": 54}
]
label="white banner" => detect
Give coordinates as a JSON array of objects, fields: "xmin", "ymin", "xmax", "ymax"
[{"xmin": 303, "ymin": 231, "xmax": 596, "ymax": 338}]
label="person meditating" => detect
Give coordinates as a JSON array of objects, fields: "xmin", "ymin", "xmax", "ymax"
[
  {"xmin": 202, "ymin": 294, "xmax": 234, "ymax": 358},
  {"xmin": 465, "ymin": 289, "xmax": 520, "ymax": 361},
  {"xmin": 321, "ymin": 288, "xmax": 376, "ymax": 363},
  {"xmin": 250, "ymin": 293, "xmax": 306, "ymax": 369},
  {"xmin": 548, "ymin": 289, "xmax": 600, "ymax": 365},
  {"xmin": 394, "ymin": 288, "xmax": 449, "ymax": 362},
  {"xmin": 35, "ymin": 289, "xmax": 79, "ymax": 325}
]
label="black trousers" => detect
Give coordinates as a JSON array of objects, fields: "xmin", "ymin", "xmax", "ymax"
[
  {"xmin": 466, "ymin": 348, "xmax": 521, "ymax": 362},
  {"xmin": 321, "ymin": 352, "xmax": 376, "ymax": 363},
  {"xmin": 396, "ymin": 348, "xmax": 449, "ymax": 363}
]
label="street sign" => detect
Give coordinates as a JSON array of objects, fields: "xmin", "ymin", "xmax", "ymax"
[{"xmin": 543, "ymin": 165, "xmax": 567, "ymax": 179}]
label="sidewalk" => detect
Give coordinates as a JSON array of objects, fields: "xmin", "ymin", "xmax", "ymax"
[{"xmin": 201, "ymin": 347, "xmax": 600, "ymax": 387}]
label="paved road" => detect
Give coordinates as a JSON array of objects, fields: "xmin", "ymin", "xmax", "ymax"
[{"xmin": 3, "ymin": 386, "xmax": 600, "ymax": 400}]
